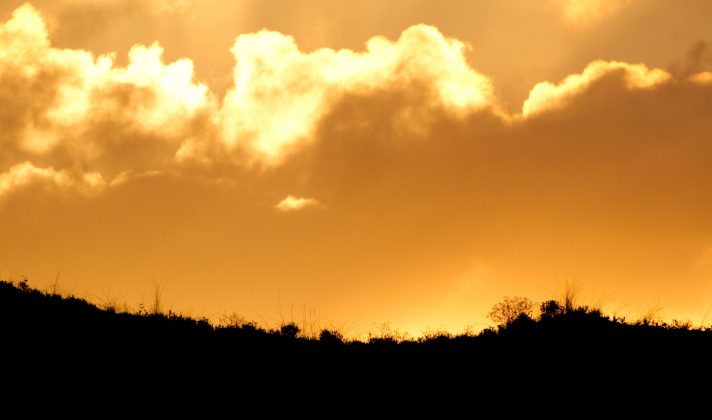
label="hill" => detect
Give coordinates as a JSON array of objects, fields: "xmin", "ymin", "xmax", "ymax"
[{"xmin": 3, "ymin": 279, "xmax": 711, "ymax": 400}]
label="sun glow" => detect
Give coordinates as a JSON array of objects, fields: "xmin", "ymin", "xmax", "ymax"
[{"xmin": 556, "ymin": 0, "xmax": 630, "ymax": 25}]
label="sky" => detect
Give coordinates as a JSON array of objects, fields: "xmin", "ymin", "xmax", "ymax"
[{"xmin": 1, "ymin": 1, "xmax": 712, "ymax": 336}]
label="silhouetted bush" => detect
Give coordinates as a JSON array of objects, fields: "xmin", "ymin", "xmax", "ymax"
[
  {"xmin": 280, "ymin": 322, "xmax": 300, "ymax": 338},
  {"xmin": 488, "ymin": 296, "xmax": 535, "ymax": 326},
  {"xmin": 319, "ymin": 329, "xmax": 344, "ymax": 344},
  {"xmin": 540, "ymin": 300, "xmax": 562, "ymax": 318}
]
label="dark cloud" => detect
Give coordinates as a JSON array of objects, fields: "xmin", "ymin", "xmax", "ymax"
[{"xmin": 670, "ymin": 41, "xmax": 712, "ymax": 77}]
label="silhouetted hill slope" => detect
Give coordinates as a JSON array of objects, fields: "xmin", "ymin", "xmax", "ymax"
[{"xmin": 3, "ymin": 279, "xmax": 712, "ymax": 398}]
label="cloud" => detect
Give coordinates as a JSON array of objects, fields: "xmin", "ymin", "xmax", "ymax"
[
  {"xmin": 108, "ymin": 169, "xmax": 162, "ymax": 187},
  {"xmin": 275, "ymin": 195, "xmax": 322, "ymax": 212},
  {"xmin": 670, "ymin": 41, "xmax": 712, "ymax": 78},
  {"xmin": 522, "ymin": 60, "xmax": 670, "ymax": 117},
  {"xmin": 213, "ymin": 24, "xmax": 495, "ymax": 163},
  {"xmin": 2, "ymin": 5, "xmax": 501, "ymax": 172},
  {"xmin": 0, "ymin": 4, "xmax": 694, "ymax": 176},
  {"xmin": 0, "ymin": 4, "xmax": 212, "ymax": 172},
  {"xmin": 691, "ymin": 72, "xmax": 712, "ymax": 85},
  {"xmin": 0, "ymin": 161, "xmax": 104, "ymax": 199}
]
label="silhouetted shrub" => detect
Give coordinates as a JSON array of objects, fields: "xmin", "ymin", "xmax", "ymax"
[
  {"xmin": 368, "ymin": 322, "xmax": 405, "ymax": 344},
  {"xmin": 280, "ymin": 323, "xmax": 300, "ymax": 338},
  {"xmin": 488, "ymin": 296, "xmax": 535, "ymax": 326},
  {"xmin": 540, "ymin": 300, "xmax": 562, "ymax": 318},
  {"xmin": 319, "ymin": 329, "xmax": 344, "ymax": 344},
  {"xmin": 671, "ymin": 319, "xmax": 692, "ymax": 330},
  {"xmin": 420, "ymin": 328, "xmax": 453, "ymax": 342},
  {"xmin": 220, "ymin": 312, "xmax": 253, "ymax": 329}
]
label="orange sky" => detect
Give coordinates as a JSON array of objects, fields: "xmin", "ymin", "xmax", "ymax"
[{"xmin": 1, "ymin": 1, "xmax": 712, "ymax": 336}]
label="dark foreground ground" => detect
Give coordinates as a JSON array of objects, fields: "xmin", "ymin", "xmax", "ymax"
[{"xmin": 2, "ymin": 279, "xmax": 711, "ymax": 406}]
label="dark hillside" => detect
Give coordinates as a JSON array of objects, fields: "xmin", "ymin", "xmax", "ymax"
[{"xmin": 3, "ymin": 280, "xmax": 711, "ymax": 398}]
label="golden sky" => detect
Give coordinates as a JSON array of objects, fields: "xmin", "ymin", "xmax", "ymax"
[{"xmin": 1, "ymin": 1, "xmax": 712, "ymax": 336}]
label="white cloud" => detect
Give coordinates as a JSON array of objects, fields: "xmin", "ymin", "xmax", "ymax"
[
  {"xmin": 522, "ymin": 60, "xmax": 670, "ymax": 117},
  {"xmin": 0, "ymin": 4, "xmax": 213, "ymax": 159},
  {"xmin": 213, "ymin": 24, "xmax": 496, "ymax": 163},
  {"xmin": 275, "ymin": 195, "xmax": 322, "ymax": 212},
  {"xmin": 0, "ymin": 161, "xmax": 105, "ymax": 199}
]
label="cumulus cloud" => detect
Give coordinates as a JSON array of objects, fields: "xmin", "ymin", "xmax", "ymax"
[
  {"xmin": 275, "ymin": 195, "xmax": 322, "ymax": 212},
  {"xmin": 1, "ymin": 4, "xmax": 501, "ymax": 174},
  {"xmin": 522, "ymin": 60, "xmax": 670, "ymax": 117},
  {"xmin": 0, "ymin": 4, "xmax": 213, "ymax": 182},
  {"xmin": 212, "ymin": 24, "xmax": 495, "ymax": 163},
  {"xmin": 0, "ymin": 3, "xmax": 688, "ymax": 179}
]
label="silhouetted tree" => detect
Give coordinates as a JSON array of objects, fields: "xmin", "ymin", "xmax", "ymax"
[
  {"xmin": 488, "ymin": 296, "xmax": 534, "ymax": 326},
  {"xmin": 540, "ymin": 300, "xmax": 563, "ymax": 318}
]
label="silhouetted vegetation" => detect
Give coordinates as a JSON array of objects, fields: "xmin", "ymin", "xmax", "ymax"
[
  {"xmin": 488, "ymin": 296, "xmax": 535, "ymax": 326},
  {"xmin": 3, "ymin": 278, "xmax": 712, "ymax": 393}
]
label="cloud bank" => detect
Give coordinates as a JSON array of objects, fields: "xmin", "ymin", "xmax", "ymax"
[
  {"xmin": 1, "ymin": 3, "xmax": 690, "ymax": 194},
  {"xmin": 1, "ymin": 4, "xmax": 499, "ymax": 187}
]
